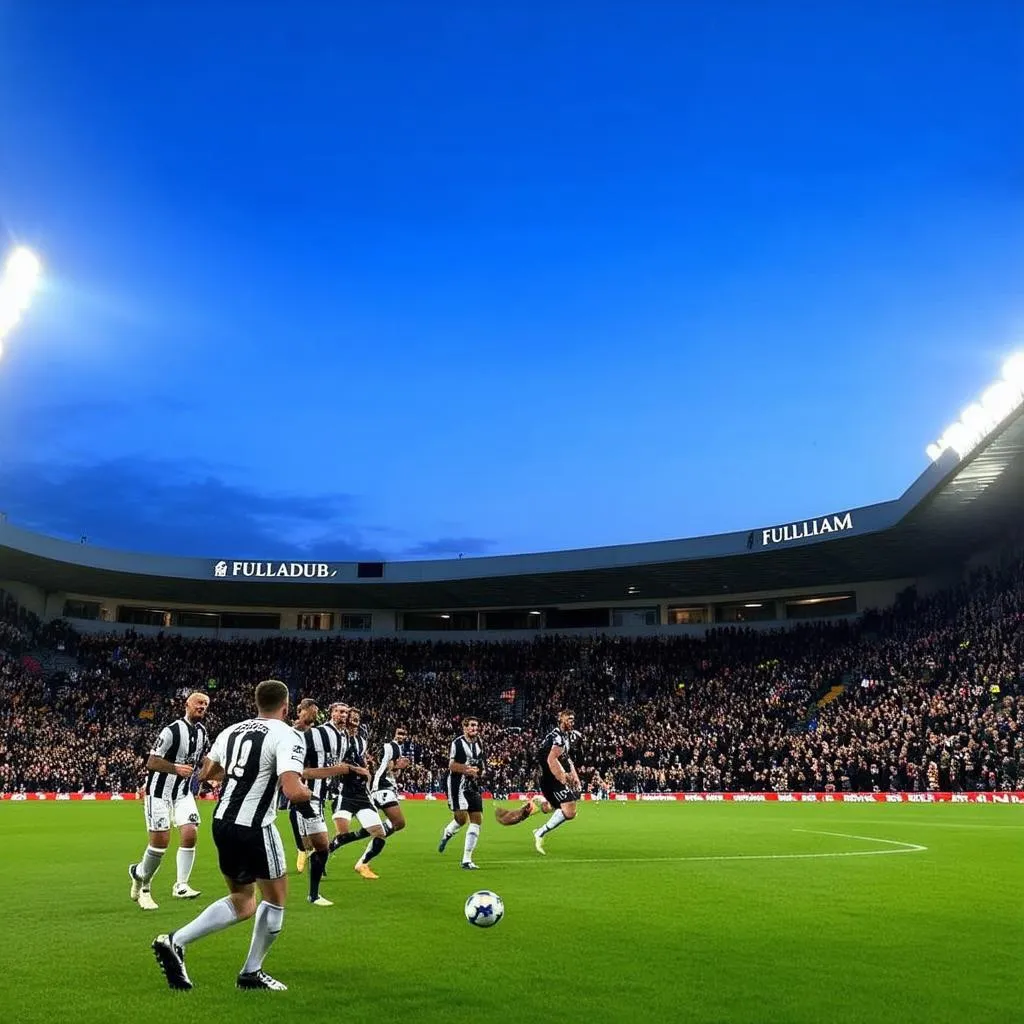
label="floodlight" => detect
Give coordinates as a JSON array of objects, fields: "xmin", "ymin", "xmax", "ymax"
[
  {"xmin": 926, "ymin": 351, "xmax": 1024, "ymax": 464},
  {"xmin": 0, "ymin": 245, "xmax": 43, "ymax": 346},
  {"xmin": 981, "ymin": 380, "xmax": 1017, "ymax": 424},
  {"xmin": 959, "ymin": 403, "xmax": 986, "ymax": 438},
  {"xmin": 4, "ymin": 246, "xmax": 42, "ymax": 292},
  {"xmin": 1002, "ymin": 352, "xmax": 1024, "ymax": 389}
]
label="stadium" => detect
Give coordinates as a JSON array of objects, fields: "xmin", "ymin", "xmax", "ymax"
[
  {"xmin": 2, "ymin": 8, "xmax": 1022, "ymax": 1021},
  {"xmin": 1, "ymin": 356, "xmax": 1022, "ymax": 1022}
]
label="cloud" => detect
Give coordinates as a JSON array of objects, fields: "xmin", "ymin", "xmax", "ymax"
[
  {"xmin": 0, "ymin": 456, "xmax": 502, "ymax": 562},
  {"xmin": 0, "ymin": 456, "xmax": 390, "ymax": 560}
]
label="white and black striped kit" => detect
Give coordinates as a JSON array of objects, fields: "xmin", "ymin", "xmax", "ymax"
[
  {"xmin": 303, "ymin": 724, "xmax": 347, "ymax": 803},
  {"xmin": 145, "ymin": 718, "xmax": 208, "ymax": 800},
  {"xmin": 339, "ymin": 733, "xmax": 369, "ymax": 801},
  {"xmin": 446, "ymin": 734, "xmax": 483, "ymax": 805},
  {"xmin": 209, "ymin": 718, "xmax": 306, "ymax": 828},
  {"xmin": 372, "ymin": 740, "xmax": 404, "ymax": 793},
  {"xmin": 538, "ymin": 728, "xmax": 572, "ymax": 773}
]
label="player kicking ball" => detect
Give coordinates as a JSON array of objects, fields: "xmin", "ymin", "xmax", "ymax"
[{"xmin": 532, "ymin": 709, "xmax": 582, "ymax": 854}]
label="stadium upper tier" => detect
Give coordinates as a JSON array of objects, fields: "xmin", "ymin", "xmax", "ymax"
[{"xmin": 1, "ymin": 407, "xmax": 1023, "ymax": 611}]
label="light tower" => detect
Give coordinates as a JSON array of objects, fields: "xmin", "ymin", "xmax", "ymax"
[{"xmin": 0, "ymin": 246, "xmax": 43, "ymax": 360}]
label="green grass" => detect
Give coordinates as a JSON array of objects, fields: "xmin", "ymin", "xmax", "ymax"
[{"xmin": 1, "ymin": 802, "xmax": 1022, "ymax": 1023}]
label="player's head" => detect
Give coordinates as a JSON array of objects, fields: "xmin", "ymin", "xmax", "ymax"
[
  {"xmin": 558, "ymin": 708, "xmax": 575, "ymax": 730},
  {"xmin": 295, "ymin": 697, "xmax": 319, "ymax": 727},
  {"xmin": 255, "ymin": 679, "xmax": 290, "ymax": 720},
  {"xmin": 394, "ymin": 725, "xmax": 409, "ymax": 743},
  {"xmin": 330, "ymin": 702, "xmax": 349, "ymax": 727},
  {"xmin": 185, "ymin": 692, "xmax": 210, "ymax": 722},
  {"xmin": 462, "ymin": 716, "xmax": 480, "ymax": 739},
  {"xmin": 347, "ymin": 707, "xmax": 361, "ymax": 732}
]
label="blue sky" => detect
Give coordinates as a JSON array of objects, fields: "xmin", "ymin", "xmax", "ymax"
[{"xmin": 0, "ymin": 2, "xmax": 1021, "ymax": 561}]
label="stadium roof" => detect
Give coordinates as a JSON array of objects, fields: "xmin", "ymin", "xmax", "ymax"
[{"xmin": 2, "ymin": 408, "xmax": 1023, "ymax": 611}]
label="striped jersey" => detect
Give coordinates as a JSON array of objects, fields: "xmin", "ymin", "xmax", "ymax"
[
  {"xmin": 145, "ymin": 718, "xmax": 209, "ymax": 800},
  {"xmin": 208, "ymin": 718, "xmax": 305, "ymax": 828},
  {"xmin": 371, "ymin": 740, "xmax": 405, "ymax": 793},
  {"xmin": 339, "ymin": 732, "xmax": 369, "ymax": 799},
  {"xmin": 538, "ymin": 728, "xmax": 574, "ymax": 774},
  {"xmin": 302, "ymin": 723, "xmax": 347, "ymax": 802},
  {"xmin": 448, "ymin": 734, "xmax": 483, "ymax": 794}
]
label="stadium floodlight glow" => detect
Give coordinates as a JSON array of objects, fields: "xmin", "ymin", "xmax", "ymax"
[
  {"xmin": 0, "ymin": 245, "xmax": 43, "ymax": 348},
  {"xmin": 926, "ymin": 350, "xmax": 1024, "ymax": 462}
]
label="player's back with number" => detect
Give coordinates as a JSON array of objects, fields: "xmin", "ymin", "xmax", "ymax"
[{"xmin": 212, "ymin": 717, "xmax": 304, "ymax": 828}]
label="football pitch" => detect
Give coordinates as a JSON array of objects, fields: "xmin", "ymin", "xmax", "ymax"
[{"xmin": 2, "ymin": 802, "xmax": 1021, "ymax": 1024}]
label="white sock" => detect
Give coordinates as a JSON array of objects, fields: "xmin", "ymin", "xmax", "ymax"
[
  {"xmin": 537, "ymin": 809, "xmax": 567, "ymax": 837},
  {"xmin": 139, "ymin": 845, "xmax": 165, "ymax": 883},
  {"xmin": 462, "ymin": 823, "xmax": 480, "ymax": 863},
  {"xmin": 173, "ymin": 896, "xmax": 239, "ymax": 947},
  {"xmin": 176, "ymin": 847, "xmax": 196, "ymax": 886},
  {"xmin": 443, "ymin": 819, "xmax": 462, "ymax": 839},
  {"xmin": 242, "ymin": 902, "xmax": 284, "ymax": 975}
]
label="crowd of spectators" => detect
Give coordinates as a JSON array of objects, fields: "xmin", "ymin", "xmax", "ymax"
[{"xmin": 0, "ymin": 553, "xmax": 1020, "ymax": 796}]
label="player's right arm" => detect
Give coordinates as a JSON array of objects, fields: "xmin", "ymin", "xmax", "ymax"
[
  {"xmin": 546, "ymin": 735, "xmax": 570, "ymax": 785},
  {"xmin": 199, "ymin": 727, "xmax": 230, "ymax": 783},
  {"xmin": 146, "ymin": 726, "xmax": 194, "ymax": 778},
  {"xmin": 278, "ymin": 730, "xmax": 313, "ymax": 805}
]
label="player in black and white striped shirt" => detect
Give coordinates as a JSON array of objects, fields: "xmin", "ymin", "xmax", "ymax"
[
  {"xmin": 333, "ymin": 723, "xmax": 412, "ymax": 849},
  {"xmin": 128, "ymin": 692, "xmax": 210, "ymax": 910},
  {"xmin": 369, "ymin": 725, "xmax": 411, "ymax": 834},
  {"xmin": 438, "ymin": 716, "xmax": 485, "ymax": 870},
  {"xmin": 289, "ymin": 698, "xmax": 350, "ymax": 907},
  {"xmin": 326, "ymin": 708, "xmax": 385, "ymax": 879},
  {"xmin": 532, "ymin": 709, "xmax": 583, "ymax": 855},
  {"xmin": 150, "ymin": 680, "xmax": 313, "ymax": 993}
]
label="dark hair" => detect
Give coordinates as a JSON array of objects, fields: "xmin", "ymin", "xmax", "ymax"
[
  {"xmin": 462, "ymin": 716, "xmax": 479, "ymax": 728},
  {"xmin": 395, "ymin": 724, "xmax": 409, "ymax": 733},
  {"xmin": 255, "ymin": 679, "xmax": 289, "ymax": 713}
]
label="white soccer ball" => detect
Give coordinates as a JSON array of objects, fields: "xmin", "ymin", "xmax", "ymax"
[{"xmin": 464, "ymin": 889, "xmax": 504, "ymax": 928}]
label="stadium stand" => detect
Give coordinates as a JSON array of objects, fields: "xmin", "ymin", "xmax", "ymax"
[{"xmin": 0, "ymin": 553, "xmax": 1020, "ymax": 798}]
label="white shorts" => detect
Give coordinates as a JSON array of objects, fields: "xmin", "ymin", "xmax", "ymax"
[
  {"xmin": 335, "ymin": 806, "xmax": 382, "ymax": 831},
  {"xmin": 371, "ymin": 788, "xmax": 400, "ymax": 809},
  {"xmin": 295, "ymin": 800, "xmax": 328, "ymax": 837},
  {"xmin": 144, "ymin": 793, "xmax": 200, "ymax": 833}
]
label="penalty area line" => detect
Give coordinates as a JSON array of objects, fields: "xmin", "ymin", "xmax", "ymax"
[{"xmin": 485, "ymin": 830, "xmax": 927, "ymax": 866}]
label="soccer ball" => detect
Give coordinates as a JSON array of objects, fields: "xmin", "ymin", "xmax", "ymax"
[{"xmin": 464, "ymin": 889, "xmax": 504, "ymax": 928}]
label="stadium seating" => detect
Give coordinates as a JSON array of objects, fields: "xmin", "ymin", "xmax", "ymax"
[{"xmin": 0, "ymin": 555, "xmax": 1020, "ymax": 796}]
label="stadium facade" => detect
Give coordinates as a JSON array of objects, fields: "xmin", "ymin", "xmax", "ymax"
[{"xmin": 1, "ymin": 407, "xmax": 1022, "ymax": 638}]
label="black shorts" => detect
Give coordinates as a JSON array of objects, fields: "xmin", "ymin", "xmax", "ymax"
[
  {"xmin": 447, "ymin": 777, "xmax": 483, "ymax": 814},
  {"xmin": 541, "ymin": 774, "xmax": 581, "ymax": 809},
  {"xmin": 337, "ymin": 792, "xmax": 373, "ymax": 815},
  {"xmin": 212, "ymin": 819, "xmax": 287, "ymax": 884}
]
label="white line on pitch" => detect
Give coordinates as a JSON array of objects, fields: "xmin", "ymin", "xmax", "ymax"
[
  {"xmin": 792, "ymin": 829, "xmax": 927, "ymax": 851},
  {"xmin": 484, "ymin": 830, "xmax": 927, "ymax": 865},
  {"xmin": 833, "ymin": 820, "xmax": 1024, "ymax": 831}
]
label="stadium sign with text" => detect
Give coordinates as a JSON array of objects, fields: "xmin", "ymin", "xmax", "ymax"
[
  {"xmin": 213, "ymin": 560, "xmax": 339, "ymax": 579},
  {"xmin": 759, "ymin": 512, "xmax": 853, "ymax": 547}
]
